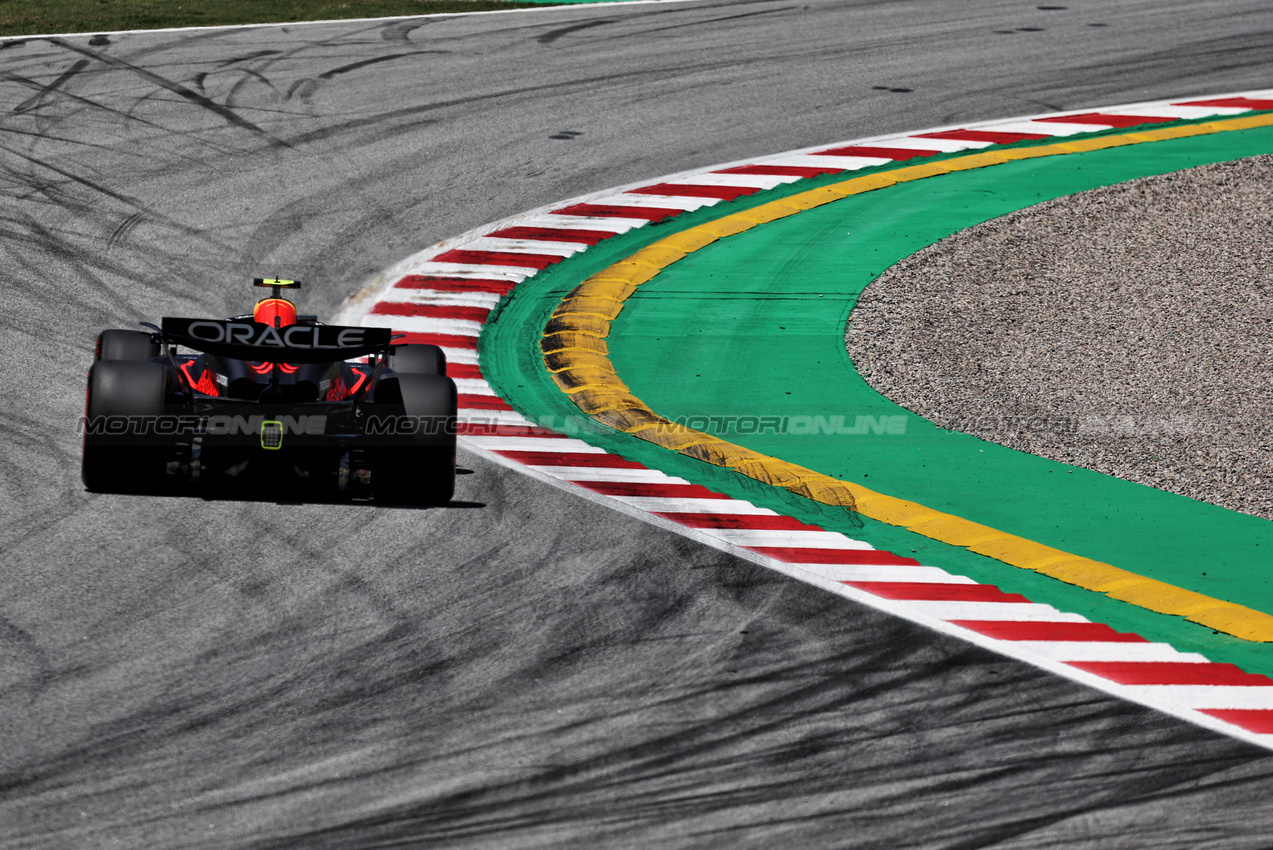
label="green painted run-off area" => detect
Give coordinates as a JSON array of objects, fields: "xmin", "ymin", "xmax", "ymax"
[{"xmin": 484, "ymin": 122, "xmax": 1273, "ymax": 676}]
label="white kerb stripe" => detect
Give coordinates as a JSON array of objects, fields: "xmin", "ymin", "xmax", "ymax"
[
  {"xmin": 1014, "ymin": 642, "xmax": 1211, "ymax": 663},
  {"xmin": 1119, "ymin": 686, "xmax": 1273, "ymax": 710},
  {"xmin": 891, "ymin": 601, "xmax": 1090, "ymax": 622},
  {"xmin": 377, "ymin": 290, "xmax": 504, "ymax": 309},
  {"xmin": 466, "ymin": 436, "xmax": 608, "ymax": 453},
  {"xmin": 439, "ymin": 347, "xmax": 479, "ymax": 366},
  {"xmin": 608, "ymin": 496, "xmax": 776, "ymax": 514},
  {"xmin": 452, "ymin": 378, "xmax": 498, "ymax": 396},
  {"xmin": 982, "ymin": 120, "xmax": 1106, "ymax": 136},
  {"xmin": 799, "ymin": 564, "xmax": 978, "ymax": 584},
  {"xmin": 664, "ymin": 173, "xmax": 803, "ymax": 190},
  {"xmin": 511, "ymin": 215, "xmax": 628, "ymax": 234},
  {"xmin": 405, "ymin": 262, "xmax": 533, "ymax": 282},
  {"xmin": 1108, "ymin": 105, "xmax": 1248, "ymax": 119},
  {"xmin": 533, "ymin": 466, "xmax": 696, "ymax": 484},
  {"xmin": 457, "ymin": 409, "xmax": 535, "ymax": 427},
  {"xmin": 538, "ymin": 214, "xmax": 651, "ymax": 232},
  {"xmin": 760, "ymin": 153, "xmax": 892, "ymax": 171},
  {"xmin": 609, "ymin": 193, "xmax": 720, "ymax": 211},
  {"xmin": 700, "ymin": 528, "xmax": 876, "ymax": 549},
  {"xmin": 374, "ymin": 315, "xmax": 483, "ymax": 336},
  {"xmin": 883, "ymin": 136, "xmax": 992, "ymax": 152},
  {"xmin": 462, "ymin": 237, "xmax": 589, "ymax": 257}
]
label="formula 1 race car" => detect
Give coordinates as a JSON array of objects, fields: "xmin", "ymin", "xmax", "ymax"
[{"xmin": 82, "ymin": 278, "xmax": 457, "ymax": 505}]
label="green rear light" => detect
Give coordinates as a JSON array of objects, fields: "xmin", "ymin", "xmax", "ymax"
[{"xmin": 261, "ymin": 420, "xmax": 284, "ymax": 450}]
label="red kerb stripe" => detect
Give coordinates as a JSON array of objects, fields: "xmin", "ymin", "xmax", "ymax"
[
  {"xmin": 486, "ymin": 226, "xmax": 615, "ymax": 245},
  {"xmin": 393, "ymin": 276, "xmax": 517, "ymax": 295},
  {"xmin": 458, "ymin": 422, "xmax": 558, "ymax": 438},
  {"xmin": 714, "ymin": 164, "xmax": 845, "ymax": 177},
  {"xmin": 576, "ymin": 481, "xmax": 729, "ymax": 499},
  {"xmin": 1198, "ymin": 709, "xmax": 1273, "ymax": 734},
  {"xmin": 458, "ymin": 394, "xmax": 511, "ymax": 410},
  {"xmin": 1036, "ymin": 112, "xmax": 1177, "ymax": 128},
  {"xmin": 627, "ymin": 183, "xmax": 761, "ymax": 201},
  {"xmin": 846, "ymin": 582, "xmax": 1030, "ymax": 602},
  {"xmin": 656, "ymin": 512, "xmax": 825, "ymax": 531},
  {"xmin": 1177, "ymin": 97, "xmax": 1273, "ymax": 111},
  {"xmin": 813, "ymin": 145, "xmax": 939, "ymax": 160},
  {"xmin": 496, "ymin": 450, "xmax": 645, "ymax": 468},
  {"xmin": 1070, "ymin": 661, "xmax": 1273, "ymax": 687},
  {"xmin": 750, "ymin": 547, "xmax": 920, "ymax": 566},
  {"xmin": 553, "ymin": 203, "xmax": 684, "ymax": 221},
  {"xmin": 915, "ymin": 129, "xmax": 1051, "ymax": 144},
  {"xmin": 433, "ymin": 249, "xmax": 563, "ymax": 270},
  {"xmin": 396, "ymin": 332, "xmax": 478, "ymax": 349},
  {"xmin": 446, "ymin": 362, "xmax": 482, "ymax": 380},
  {"xmin": 951, "ymin": 620, "xmax": 1148, "ymax": 643},
  {"xmin": 369, "ymin": 303, "xmax": 490, "ymax": 321}
]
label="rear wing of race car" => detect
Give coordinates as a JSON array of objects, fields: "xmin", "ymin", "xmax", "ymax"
[{"xmin": 157, "ymin": 317, "xmax": 394, "ymax": 363}]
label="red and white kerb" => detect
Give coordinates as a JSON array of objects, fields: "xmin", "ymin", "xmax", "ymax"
[{"xmin": 335, "ymin": 91, "xmax": 1273, "ymax": 749}]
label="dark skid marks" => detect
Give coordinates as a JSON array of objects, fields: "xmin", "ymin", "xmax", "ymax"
[
  {"xmin": 9, "ymin": 58, "xmax": 91, "ymax": 115},
  {"xmin": 285, "ymin": 51, "xmax": 448, "ymax": 101},
  {"xmin": 47, "ymin": 37, "xmax": 290, "ymax": 147},
  {"xmin": 255, "ymin": 547, "xmax": 1270, "ymax": 850}
]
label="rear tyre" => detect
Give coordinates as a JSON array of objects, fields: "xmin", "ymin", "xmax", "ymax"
[
  {"xmin": 96, "ymin": 329, "xmax": 160, "ymax": 362},
  {"xmin": 373, "ymin": 373, "xmax": 456, "ymax": 506},
  {"xmin": 82, "ymin": 360, "xmax": 170, "ymax": 493},
  {"xmin": 376, "ymin": 447, "xmax": 455, "ymax": 506},
  {"xmin": 387, "ymin": 343, "xmax": 446, "ymax": 376}
]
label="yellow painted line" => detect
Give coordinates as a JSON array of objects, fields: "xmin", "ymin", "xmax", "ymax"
[{"xmin": 540, "ymin": 112, "xmax": 1273, "ymax": 642}]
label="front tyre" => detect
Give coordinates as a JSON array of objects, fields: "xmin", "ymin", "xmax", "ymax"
[
  {"xmin": 82, "ymin": 360, "xmax": 170, "ymax": 493},
  {"xmin": 96, "ymin": 329, "xmax": 160, "ymax": 362},
  {"xmin": 386, "ymin": 343, "xmax": 446, "ymax": 376}
]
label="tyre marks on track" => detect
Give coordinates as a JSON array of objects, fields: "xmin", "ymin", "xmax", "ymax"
[{"xmin": 336, "ymin": 91, "xmax": 1273, "ymax": 749}]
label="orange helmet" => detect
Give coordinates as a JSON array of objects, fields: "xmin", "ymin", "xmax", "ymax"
[{"xmin": 253, "ymin": 297, "xmax": 298, "ymax": 328}]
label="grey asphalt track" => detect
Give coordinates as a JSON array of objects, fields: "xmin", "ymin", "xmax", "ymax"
[{"xmin": 4, "ymin": 2, "xmax": 1273, "ymax": 847}]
